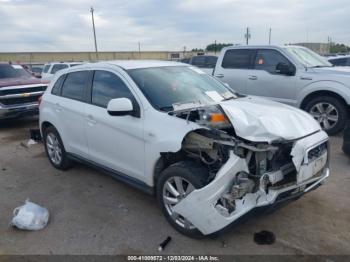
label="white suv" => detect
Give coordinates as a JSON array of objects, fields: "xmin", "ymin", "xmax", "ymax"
[
  {"xmin": 40, "ymin": 61, "xmax": 329, "ymax": 237},
  {"xmin": 41, "ymin": 62, "xmax": 81, "ymax": 83}
]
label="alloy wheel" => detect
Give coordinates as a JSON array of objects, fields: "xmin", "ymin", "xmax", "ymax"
[
  {"xmin": 309, "ymin": 102, "xmax": 339, "ymax": 130},
  {"xmin": 162, "ymin": 176, "xmax": 196, "ymax": 229},
  {"xmin": 46, "ymin": 133, "xmax": 62, "ymax": 165}
]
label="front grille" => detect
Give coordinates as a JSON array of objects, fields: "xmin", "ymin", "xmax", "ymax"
[
  {"xmin": 308, "ymin": 142, "xmax": 327, "ymax": 162},
  {"xmin": 0, "ymin": 95, "xmax": 40, "ymax": 106},
  {"xmin": 0, "ymin": 85, "xmax": 46, "ymax": 96}
]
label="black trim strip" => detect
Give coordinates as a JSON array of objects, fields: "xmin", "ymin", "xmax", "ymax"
[{"xmin": 67, "ymin": 153, "xmax": 154, "ymax": 195}]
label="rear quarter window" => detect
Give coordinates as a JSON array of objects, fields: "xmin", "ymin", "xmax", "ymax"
[
  {"xmin": 61, "ymin": 71, "xmax": 91, "ymax": 102},
  {"xmin": 51, "ymin": 75, "xmax": 66, "ymax": 95}
]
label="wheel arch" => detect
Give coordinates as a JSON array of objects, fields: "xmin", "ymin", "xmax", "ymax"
[{"xmin": 300, "ymin": 90, "xmax": 348, "ymax": 110}]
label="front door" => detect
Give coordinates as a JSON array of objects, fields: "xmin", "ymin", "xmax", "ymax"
[
  {"xmin": 84, "ymin": 69, "xmax": 145, "ymax": 181},
  {"xmin": 246, "ymin": 49, "xmax": 297, "ymax": 106}
]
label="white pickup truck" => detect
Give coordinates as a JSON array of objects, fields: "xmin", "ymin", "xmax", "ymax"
[{"xmin": 208, "ymin": 45, "xmax": 350, "ymax": 135}]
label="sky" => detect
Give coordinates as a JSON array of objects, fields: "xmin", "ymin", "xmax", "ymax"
[{"xmin": 0, "ymin": 0, "xmax": 349, "ymax": 52}]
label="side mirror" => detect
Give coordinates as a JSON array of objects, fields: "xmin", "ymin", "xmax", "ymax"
[
  {"xmin": 276, "ymin": 62, "xmax": 295, "ymax": 76},
  {"xmin": 107, "ymin": 98, "xmax": 134, "ymax": 116}
]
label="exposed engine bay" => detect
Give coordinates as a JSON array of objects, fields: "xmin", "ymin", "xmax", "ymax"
[{"xmin": 167, "ymin": 104, "xmax": 329, "ymax": 234}]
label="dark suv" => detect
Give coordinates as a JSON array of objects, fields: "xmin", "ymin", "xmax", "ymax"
[{"xmin": 0, "ymin": 63, "xmax": 47, "ymax": 119}]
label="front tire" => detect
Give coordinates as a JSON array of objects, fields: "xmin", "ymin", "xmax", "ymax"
[
  {"xmin": 43, "ymin": 126, "xmax": 71, "ymax": 170},
  {"xmin": 156, "ymin": 161, "xmax": 208, "ymax": 238},
  {"xmin": 304, "ymin": 96, "xmax": 348, "ymax": 135}
]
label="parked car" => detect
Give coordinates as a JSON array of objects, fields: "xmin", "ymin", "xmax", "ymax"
[
  {"xmin": 343, "ymin": 121, "xmax": 350, "ymax": 156},
  {"xmin": 328, "ymin": 55, "xmax": 350, "ymax": 67},
  {"xmin": 182, "ymin": 55, "xmax": 218, "ymax": 74},
  {"xmin": 41, "ymin": 62, "xmax": 81, "ymax": 83},
  {"xmin": 30, "ymin": 66, "xmax": 44, "ymax": 78},
  {"xmin": 211, "ymin": 45, "xmax": 350, "ymax": 135},
  {"xmin": 0, "ymin": 63, "xmax": 47, "ymax": 120},
  {"xmin": 40, "ymin": 61, "xmax": 329, "ymax": 237}
]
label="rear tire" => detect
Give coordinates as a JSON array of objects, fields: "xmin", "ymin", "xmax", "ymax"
[
  {"xmin": 43, "ymin": 126, "xmax": 72, "ymax": 170},
  {"xmin": 156, "ymin": 161, "xmax": 208, "ymax": 238},
  {"xmin": 304, "ymin": 96, "xmax": 348, "ymax": 135}
]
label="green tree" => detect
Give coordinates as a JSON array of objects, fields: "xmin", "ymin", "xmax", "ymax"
[
  {"xmin": 330, "ymin": 43, "xmax": 350, "ymax": 54},
  {"xmin": 206, "ymin": 43, "xmax": 233, "ymax": 52}
]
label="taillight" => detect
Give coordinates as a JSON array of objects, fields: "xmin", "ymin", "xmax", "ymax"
[{"xmin": 38, "ymin": 96, "xmax": 42, "ymax": 106}]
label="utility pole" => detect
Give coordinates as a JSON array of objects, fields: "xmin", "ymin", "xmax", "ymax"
[
  {"xmin": 138, "ymin": 42, "xmax": 141, "ymax": 59},
  {"xmin": 90, "ymin": 6, "xmax": 98, "ymax": 60},
  {"xmin": 245, "ymin": 27, "xmax": 251, "ymax": 45},
  {"xmin": 268, "ymin": 28, "xmax": 272, "ymax": 45},
  {"xmin": 214, "ymin": 40, "xmax": 217, "ymax": 54}
]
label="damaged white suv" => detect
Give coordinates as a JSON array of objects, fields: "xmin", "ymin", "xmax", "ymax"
[{"xmin": 40, "ymin": 61, "xmax": 330, "ymax": 238}]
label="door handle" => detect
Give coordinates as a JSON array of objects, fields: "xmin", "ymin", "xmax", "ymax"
[
  {"xmin": 86, "ymin": 114, "xmax": 97, "ymax": 125},
  {"xmin": 54, "ymin": 103, "xmax": 62, "ymax": 112},
  {"xmin": 215, "ymin": 74, "xmax": 224, "ymax": 78},
  {"xmin": 248, "ymin": 75, "xmax": 258, "ymax": 80}
]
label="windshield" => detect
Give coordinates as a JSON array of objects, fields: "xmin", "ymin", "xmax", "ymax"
[
  {"xmin": 128, "ymin": 66, "xmax": 236, "ymax": 111},
  {"xmin": 284, "ymin": 46, "xmax": 332, "ymax": 68},
  {"xmin": 0, "ymin": 64, "xmax": 32, "ymax": 79}
]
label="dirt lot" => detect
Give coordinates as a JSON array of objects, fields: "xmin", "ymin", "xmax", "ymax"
[{"xmin": 0, "ymin": 116, "xmax": 349, "ymax": 255}]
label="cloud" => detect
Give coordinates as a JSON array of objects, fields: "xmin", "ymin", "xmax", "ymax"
[{"xmin": 0, "ymin": 0, "xmax": 348, "ymax": 52}]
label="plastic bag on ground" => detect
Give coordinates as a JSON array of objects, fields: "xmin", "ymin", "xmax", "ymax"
[{"xmin": 10, "ymin": 200, "xmax": 49, "ymax": 230}]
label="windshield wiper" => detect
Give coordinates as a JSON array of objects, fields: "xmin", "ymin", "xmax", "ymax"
[
  {"xmin": 222, "ymin": 96, "xmax": 235, "ymax": 101},
  {"xmin": 159, "ymin": 105, "xmax": 174, "ymax": 112},
  {"xmin": 310, "ymin": 65, "xmax": 331, "ymax": 68}
]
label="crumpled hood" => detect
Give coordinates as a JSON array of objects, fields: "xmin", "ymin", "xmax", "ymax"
[{"xmin": 220, "ymin": 96, "xmax": 321, "ymax": 143}]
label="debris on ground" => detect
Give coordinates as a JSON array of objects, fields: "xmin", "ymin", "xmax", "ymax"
[
  {"xmin": 20, "ymin": 139, "xmax": 38, "ymax": 148},
  {"xmin": 29, "ymin": 129, "xmax": 42, "ymax": 142},
  {"xmin": 254, "ymin": 230, "xmax": 276, "ymax": 245},
  {"xmin": 158, "ymin": 236, "xmax": 172, "ymax": 251},
  {"xmin": 10, "ymin": 200, "xmax": 49, "ymax": 231},
  {"xmin": 27, "ymin": 139, "xmax": 37, "ymax": 146}
]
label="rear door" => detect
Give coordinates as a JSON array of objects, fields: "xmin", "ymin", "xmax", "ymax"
[
  {"xmin": 56, "ymin": 70, "xmax": 92, "ymax": 157},
  {"xmin": 214, "ymin": 49, "xmax": 255, "ymax": 94},
  {"xmin": 246, "ymin": 49, "xmax": 297, "ymax": 105}
]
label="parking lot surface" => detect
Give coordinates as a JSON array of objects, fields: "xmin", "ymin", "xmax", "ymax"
[{"xmin": 0, "ymin": 117, "xmax": 349, "ymax": 255}]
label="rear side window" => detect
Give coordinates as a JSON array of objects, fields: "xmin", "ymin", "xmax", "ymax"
[
  {"xmin": 191, "ymin": 56, "xmax": 206, "ymax": 67},
  {"xmin": 61, "ymin": 71, "xmax": 90, "ymax": 101},
  {"xmin": 329, "ymin": 58, "xmax": 347, "ymax": 66},
  {"xmin": 51, "ymin": 75, "xmax": 66, "ymax": 95},
  {"xmin": 206, "ymin": 56, "xmax": 218, "ymax": 68},
  {"xmin": 254, "ymin": 49, "xmax": 292, "ymax": 74},
  {"xmin": 42, "ymin": 65, "xmax": 50, "ymax": 73},
  {"xmin": 222, "ymin": 49, "xmax": 255, "ymax": 69},
  {"xmin": 51, "ymin": 64, "xmax": 68, "ymax": 74},
  {"xmin": 91, "ymin": 70, "xmax": 134, "ymax": 108}
]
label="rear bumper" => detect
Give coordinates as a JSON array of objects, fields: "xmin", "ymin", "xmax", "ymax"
[{"xmin": 0, "ymin": 102, "xmax": 39, "ymax": 120}]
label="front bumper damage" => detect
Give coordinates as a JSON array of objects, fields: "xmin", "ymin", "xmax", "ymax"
[{"xmin": 173, "ymin": 130, "xmax": 329, "ymax": 235}]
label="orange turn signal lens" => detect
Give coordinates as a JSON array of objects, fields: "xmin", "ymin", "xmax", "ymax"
[{"xmin": 210, "ymin": 113, "xmax": 226, "ymax": 123}]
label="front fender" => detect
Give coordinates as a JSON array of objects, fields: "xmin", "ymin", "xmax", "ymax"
[{"xmin": 297, "ymin": 80, "xmax": 350, "ymax": 107}]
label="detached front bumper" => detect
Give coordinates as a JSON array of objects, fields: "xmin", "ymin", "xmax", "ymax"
[{"xmin": 173, "ymin": 131, "xmax": 330, "ymax": 235}]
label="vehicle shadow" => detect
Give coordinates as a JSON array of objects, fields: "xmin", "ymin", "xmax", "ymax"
[{"xmin": 0, "ymin": 116, "xmax": 39, "ymax": 131}]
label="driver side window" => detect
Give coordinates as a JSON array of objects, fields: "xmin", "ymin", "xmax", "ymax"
[
  {"xmin": 91, "ymin": 70, "xmax": 135, "ymax": 108},
  {"xmin": 254, "ymin": 49, "xmax": 292, "ymax": 74}
]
